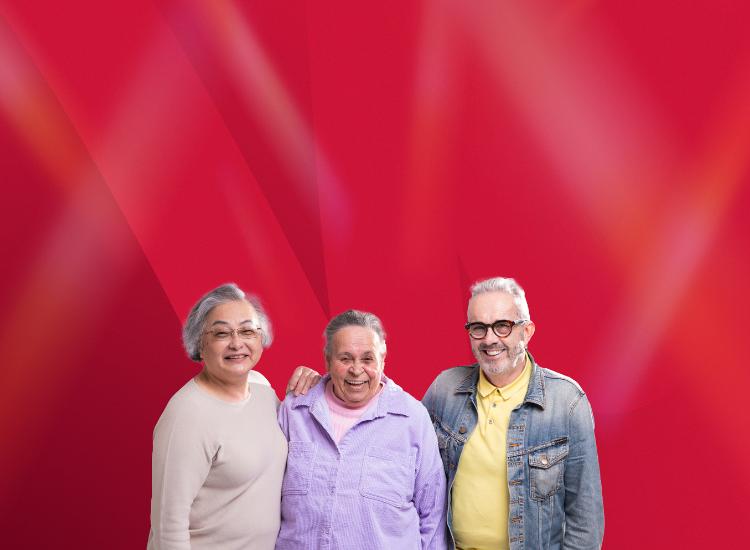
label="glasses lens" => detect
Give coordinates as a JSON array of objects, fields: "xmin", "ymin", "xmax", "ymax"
[
  {"xmin": 468, "ymin": 323, "xmax": 488, "ymax": 338},
  {"xmin": 239, "ymin": 327, "xmax": 259, "ymax": 339},
  {"xmin": 492, "ymin": 321, "xmax": 512, "ymax": 337},
  {"xmin": 212, "ymin": 329, "xmax": 231, "ymax": 340}
]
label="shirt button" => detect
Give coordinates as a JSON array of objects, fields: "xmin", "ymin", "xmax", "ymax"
[
  {"xmin": 324, "ymin": 528, "xmax": 330, "ymax": 534},
  {"xmin": 492, "ymin": 403, "xmax": 497, "ymax": 407},
  {"xmin": 488, "ymin": 419, "xmax": 494, "ymax": 424}
]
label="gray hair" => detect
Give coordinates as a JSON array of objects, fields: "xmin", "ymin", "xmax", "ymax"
[
  {"xmin": 182, "ymin": 283, "xmax": 273, "ymax": 362},
  {"xmin": 469, "ymin": 277, "xmax": 530, "ymax": 320},
  {"xmin": 323, "ymin": 309, "xmax": 387, "ymax": 357}
]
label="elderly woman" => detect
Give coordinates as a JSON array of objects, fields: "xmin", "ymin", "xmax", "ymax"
[
  {"xmin": 148, "ymin": 283, "xmax": 317, "ymax": 550},
  {"xmin": 275, "ymin": 310, "xmax": 447, "ymax": 550}
]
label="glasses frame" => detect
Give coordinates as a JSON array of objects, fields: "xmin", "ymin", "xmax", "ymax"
[
  {"xmin": 202, "ymin": 326, "xmax": 262, "ymax": 341},
  {"xmin": 464, "ymin": 319, "xmax": 529, "ymax": 339}
]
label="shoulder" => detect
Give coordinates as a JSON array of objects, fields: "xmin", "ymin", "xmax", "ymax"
[
  {"xmin": 537, "ymin": 364, "xmax": 585, "ymax": 395},
  {"xmin": 247, "ymin": 369, "xmax": 272, "ymax": 387},
  {"xmin": 430, "ymin": 364, "xmax": 478, "ymax": 388},
  {"xmin": 384, "ymin": 379, "xmax": 429, "ymax": 417},
  {"xmin": 153, "ymin": 380, "xmax": 216, "ymax": 438}
]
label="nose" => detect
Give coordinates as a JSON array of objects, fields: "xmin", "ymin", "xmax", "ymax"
[{"xmin": 228, "ymin": 330, "xmax": 244, "ymax": 347}]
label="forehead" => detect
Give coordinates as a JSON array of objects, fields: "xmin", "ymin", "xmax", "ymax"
[
  {"xmin": 331, "ymin": 326, "xmax": 381, "ymax": 354},
  {"xmin": 468, "ymin": 291, "xmax": 518, "ymax": 321},
  {"xmin": 206, "ymin": 301, "xmax": 256, "ymax": 324}
]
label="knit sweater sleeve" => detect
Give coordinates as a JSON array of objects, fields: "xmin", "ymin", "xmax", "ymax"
[{"xmin": 148, "ymin": 385, "xmax": 215, "ymax": 550}]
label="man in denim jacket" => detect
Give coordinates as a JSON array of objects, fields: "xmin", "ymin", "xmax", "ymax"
[{"xmin": 422, "ymin": 277, "xmax": 604, "ymax": 550}]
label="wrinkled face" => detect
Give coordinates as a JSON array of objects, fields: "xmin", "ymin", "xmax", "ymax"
[
  {"xmin": 468, "ymin": 291, "xmax": 534, "ymax": 381},
  {"xmin": 325, "ymin": 326, "xmax": 385, "ymax": 408},
  {"xmin": 199, "ymin": 301, "xmax": 263, "ymax": 381}
]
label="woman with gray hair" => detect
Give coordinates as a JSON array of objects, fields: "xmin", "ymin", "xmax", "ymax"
[
  {"xmin": 275, "ymin": 309, "xmax": 447, "ymax": 549},
  {"xmin": 148, "ymin": 283, "xmax": 318, "ymax": 550}
]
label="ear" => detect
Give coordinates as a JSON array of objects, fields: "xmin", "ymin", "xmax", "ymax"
[
  {"xmin": 523, "ymin": 320, "xmax": 536, "ymax": 347},
  {"xmin": 324, "ymin": 354, "xmax": 332, "ymax": 373}
]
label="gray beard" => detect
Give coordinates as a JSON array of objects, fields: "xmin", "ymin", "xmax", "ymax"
[{"xmin": 478, "ymin": 341, "xmax": 525, "ymax": 376}]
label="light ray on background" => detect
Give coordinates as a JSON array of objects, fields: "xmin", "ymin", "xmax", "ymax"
[{"xmin": 441, "ymin": 0, "xmax": 750, "ymax": 414}]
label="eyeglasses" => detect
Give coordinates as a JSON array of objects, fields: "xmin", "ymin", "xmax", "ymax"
[
  {"xmin": 203, "ymin": 325, "xmax": 261, "ymax": 342},
  {"xmin": 464, "ymin": 319, "xmax": 528, "ymax": 339}
]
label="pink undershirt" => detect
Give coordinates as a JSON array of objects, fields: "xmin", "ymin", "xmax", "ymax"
[{"xmin": 324, "ymin": 379, "xmax": 384, "ymax": 444}]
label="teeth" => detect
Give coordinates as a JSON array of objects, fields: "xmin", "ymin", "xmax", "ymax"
[{"xmin": 485, "ymin": 350, "xmax": 502, "ymax": 356}]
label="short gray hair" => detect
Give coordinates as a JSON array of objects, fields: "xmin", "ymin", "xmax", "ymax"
[
  {"xmin": 182, "ymin": 283, "xmax": 273, "ymax": 362},
  {"xmin": 323, "ymin": 310, "xmax": 387, "ymax": 357},
  {"xmin": 469, "ymin": 277, "xmax": 530, "ymax": 320}
]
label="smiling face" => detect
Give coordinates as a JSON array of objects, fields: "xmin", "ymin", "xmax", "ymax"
[
  {"xmin": 325, "ymin": 326, "xmax": 385, "ymax": 408},
  {"xmin": 199, "ymin": 301, "xmax": 263, "ymax": 383},
  {"xmin": 468, "ymin": 291, "xmax": 535, "ymax": 386}
]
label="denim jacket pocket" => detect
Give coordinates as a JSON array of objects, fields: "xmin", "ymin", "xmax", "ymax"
[
  {"xmin": 281, "ymin": 441, "xmax": 318, "ymax": 495},
  {"xmin": 359, "ymin": 446, "xmax": 416, "ymax": 507},
  {"xmin": 528, "ymin": 440, "xmax": 568, "ymax": 501}
]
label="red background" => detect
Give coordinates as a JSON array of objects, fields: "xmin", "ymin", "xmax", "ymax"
[{"xmin": 1, "ymin": 1, "xmax": 749, "ymax": 547}]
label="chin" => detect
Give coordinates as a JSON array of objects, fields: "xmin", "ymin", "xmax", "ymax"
[{"xmin": 480, "ymin": 362, "xmax": 513, "ymax": 376}]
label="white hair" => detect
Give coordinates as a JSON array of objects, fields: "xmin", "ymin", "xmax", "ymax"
[{"xmin": 469, "ymin": 277, "xmax": 530, "ymax": 320}]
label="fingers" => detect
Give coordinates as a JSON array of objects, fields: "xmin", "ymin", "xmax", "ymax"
[
  {"xmin": 297, "ymin": 369, "xmax": 321, "ymax": 396},
  {"xmin": 286, "ymin": 366, "xmax": 300, "ymax": 393},
  {"xmin": 290, "ymin": 367, "xmax": 322, "ymax": 396},
  {"xmin": 287, "ymin": 366, "xmax": 321, "ymax": 396}
]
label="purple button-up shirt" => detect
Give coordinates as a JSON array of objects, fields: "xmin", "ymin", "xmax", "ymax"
[{"xmin": 275, "ymin": 374, "xmax": 447, "ymax": 550}]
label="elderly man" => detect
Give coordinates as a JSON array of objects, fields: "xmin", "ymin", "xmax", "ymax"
[{"xmin": 422, "ymin": 277, "xmax": 604, "ymax": 550}]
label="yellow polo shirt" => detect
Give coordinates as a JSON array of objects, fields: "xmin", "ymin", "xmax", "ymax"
[{"xmin": 452, "ymin": 355, "xmax": 532, "ymax": 550}]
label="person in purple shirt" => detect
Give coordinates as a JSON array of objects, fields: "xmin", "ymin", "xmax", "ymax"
[{"xmin": 275, "ymin": 310, "xmax": 447, "ymax": 550}]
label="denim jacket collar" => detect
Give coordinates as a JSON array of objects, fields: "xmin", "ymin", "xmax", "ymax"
[{"xmin": 455, "ymin": 351, "xmax": 546, "ymax": 409}]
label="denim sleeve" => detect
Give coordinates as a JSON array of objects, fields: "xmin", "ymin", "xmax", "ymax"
[
  {"xmin": 414, "ymin": 406, "xmax": 448, "ymax": 550},
  {"xmin": 563, "ymin": 394, "xmax": 604, "ymax": 550}
]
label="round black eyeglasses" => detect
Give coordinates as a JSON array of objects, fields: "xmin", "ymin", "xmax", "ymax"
[{"xmin": 464, "ymin": 319, "xmax": 528, "ymax": 339}]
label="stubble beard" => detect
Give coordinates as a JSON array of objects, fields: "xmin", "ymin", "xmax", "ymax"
[{"xmin": 477, "ymin": 340, "xmax": 526, "ymax": 377}]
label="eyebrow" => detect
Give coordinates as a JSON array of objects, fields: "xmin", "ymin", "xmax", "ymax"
[{"xmin": 211, "ymin": 319, "xmax": 255, "ymax": 326}]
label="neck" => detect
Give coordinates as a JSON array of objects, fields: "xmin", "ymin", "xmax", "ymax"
[{"xmin": 195, "ymin": 369, "xmax": 250, "ymax": 403}]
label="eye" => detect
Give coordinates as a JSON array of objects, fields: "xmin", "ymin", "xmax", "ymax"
[
  {"xmin": 239, "ymin": 329, "xmax": 257, "ymax": 338},
  {"xmin": 214, "ymin": 330, "xmax": 230, "ymax": 339},
  {"xmin": 362, "ymin": 356, "xmax": 374, "ymax": 363}
]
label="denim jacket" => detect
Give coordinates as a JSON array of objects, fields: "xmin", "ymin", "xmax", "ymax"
[{"xmin": 422, "ymin": 353, "xmax": 604, "ymax": 550}]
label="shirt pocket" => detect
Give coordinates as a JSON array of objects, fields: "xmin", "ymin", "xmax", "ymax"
[
  {"xmin": 359, "ymin": 446, "xmax": 416, "ymax": 507},
  {"xmin": 281, "ymin": 441, "xmax": 318, "ymax": 495},
  {"xmin": 528, "ymin": 440, "xmax": 568, "ymax": 501}
]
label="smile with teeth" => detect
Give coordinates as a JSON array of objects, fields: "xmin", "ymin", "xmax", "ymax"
[
  {"xmin": 482, "ymin": 348, "xmax": 506, "ymax": 356},
  {"xmin": 345, "ymin": 380, "xmax": 368, "ymax": 388},
  {"xmin": 226, "ymin": 354, "xmax": 247, "ymax": 360}
]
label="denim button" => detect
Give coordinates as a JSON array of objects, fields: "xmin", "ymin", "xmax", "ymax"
[{"xmin": 459, "ymin": 427, "xmax": 466, "ymax": 434}]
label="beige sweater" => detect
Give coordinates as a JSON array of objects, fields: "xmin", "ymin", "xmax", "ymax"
[{"xmin": 148, "ymin": 372, "xmax": 288, "ymax": 550}]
